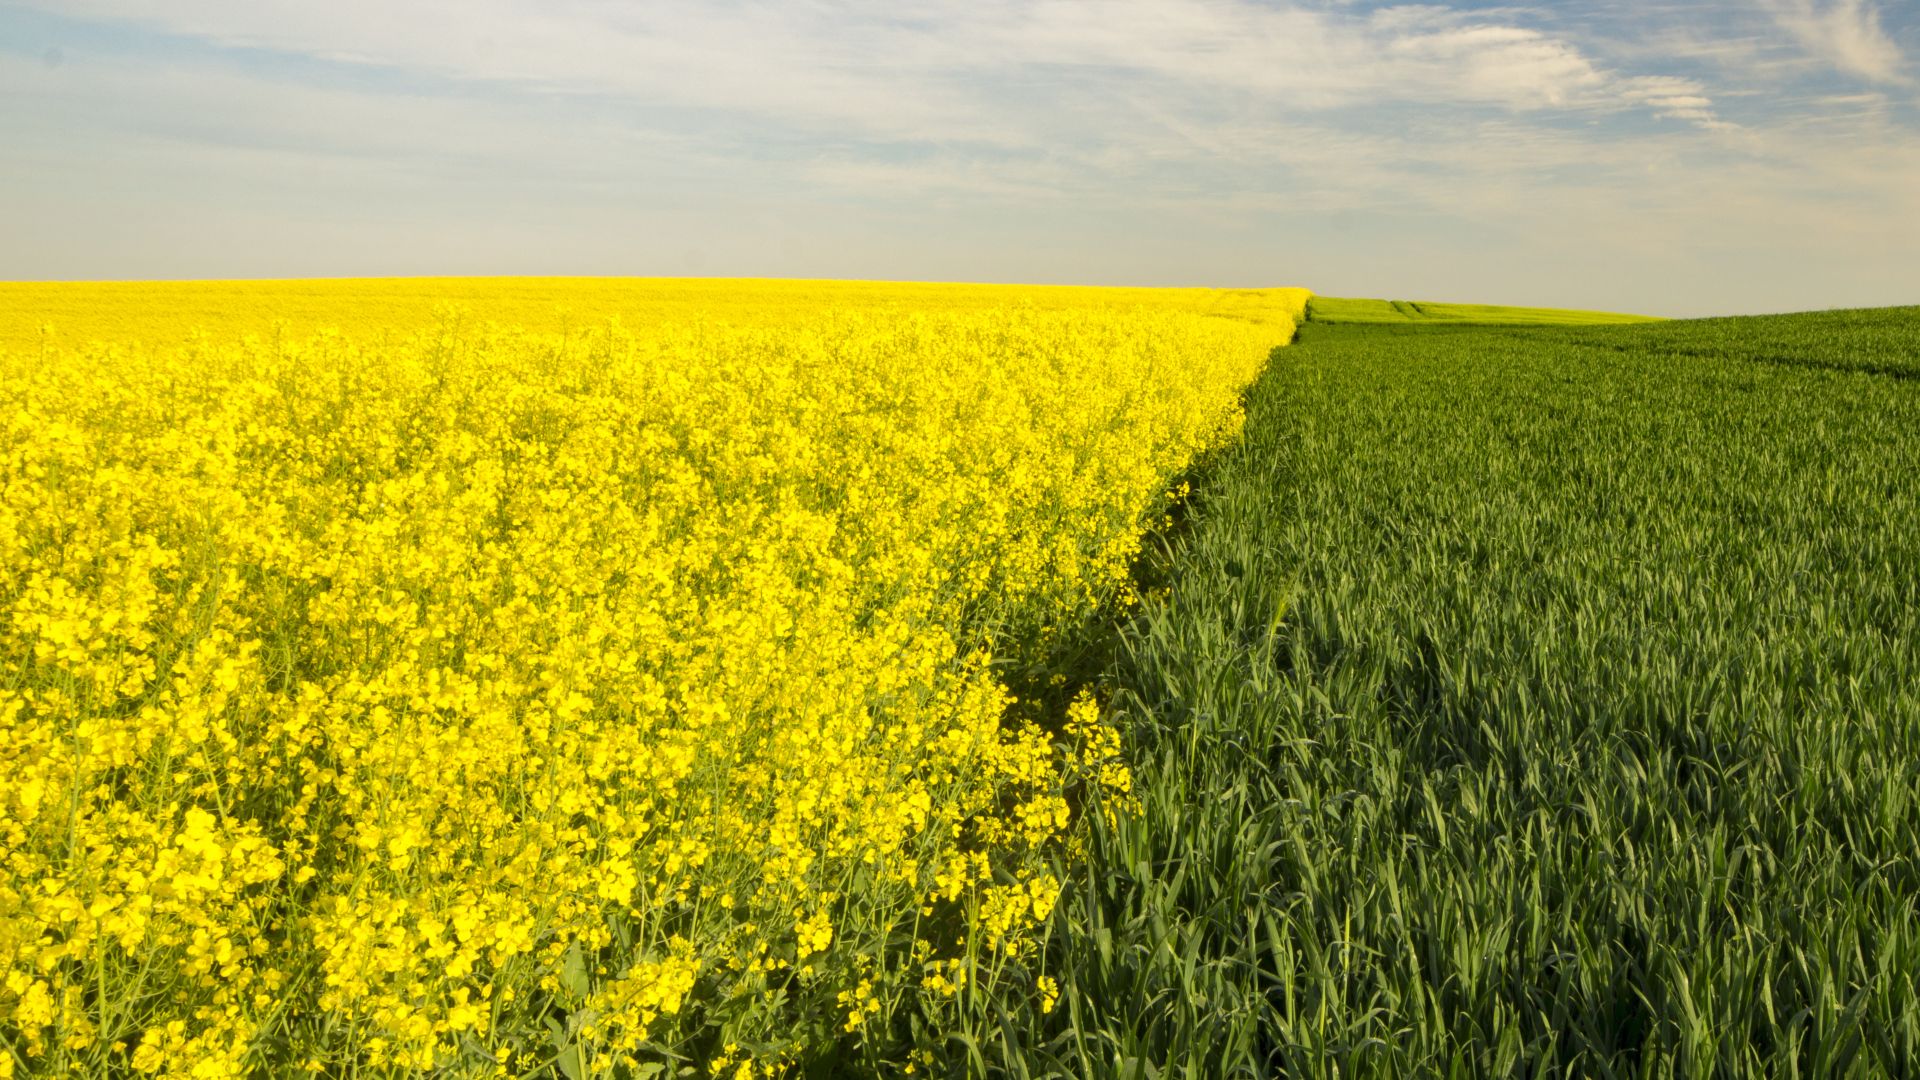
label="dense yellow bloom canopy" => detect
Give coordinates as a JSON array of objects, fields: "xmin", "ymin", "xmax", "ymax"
[{"xmin": 0, "ymin": 278, "xmax": 1307, "ymax": 1076}]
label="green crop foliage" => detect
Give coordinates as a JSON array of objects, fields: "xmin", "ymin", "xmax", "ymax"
[
  {"xmin": 1549, "ymin": 306, "xmax": 1920, "ymax": 378},
  {"xmin": 975, "ymin": 306, "xmax": 1920, "ymax": 1078},
  {"xmin": 1306, "ymin": 295, "xmax": 1663, "ymax": 326}
]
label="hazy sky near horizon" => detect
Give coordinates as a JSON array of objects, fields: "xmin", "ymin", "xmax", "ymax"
[{"xmin": 3, "ymin": 1, "xmax": 1917, "ymax": 316}]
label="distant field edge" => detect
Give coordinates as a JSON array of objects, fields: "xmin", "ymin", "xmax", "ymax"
[
  {"xmin": 1307, "ymin": 295, "xmax": 1664, "ymax": 326},
  {"xmin": 0, "ymin": 278, "xmax": 1313, "ymax": 354}
]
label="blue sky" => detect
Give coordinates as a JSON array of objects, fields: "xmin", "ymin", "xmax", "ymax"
[{"xmin": 3, "ymin": 0, "xmax": 1917, "ymax": 315}]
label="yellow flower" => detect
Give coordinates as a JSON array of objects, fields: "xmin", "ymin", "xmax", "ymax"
[{"xmin": 0, "ymin": 277, "xmax": 1305, "ymax": 1071}]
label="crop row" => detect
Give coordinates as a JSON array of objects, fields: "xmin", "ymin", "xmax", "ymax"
[{"xmin": 992, "ymin": 311, "xmax": 1920, "ymax": 1076}]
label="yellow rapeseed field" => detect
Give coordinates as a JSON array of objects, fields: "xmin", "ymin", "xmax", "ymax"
[{"xmin": 0, "ymin": 278, "xmax": 1309, "ymax": 1076}]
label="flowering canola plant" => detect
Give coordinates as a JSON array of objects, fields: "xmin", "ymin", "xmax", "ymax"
[{"xmin": 0, "ymin": 279, "xmax": 1308, "ymax": 1076}]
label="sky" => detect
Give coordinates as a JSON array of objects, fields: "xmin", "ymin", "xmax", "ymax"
[{"xmin": 2, "ymin": 1, "xmax": 1918, "ymax": 316}]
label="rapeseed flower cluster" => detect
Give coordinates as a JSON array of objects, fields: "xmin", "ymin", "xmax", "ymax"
[{"xmin": 1, "ymin": 280, "xmax": 1307, "ymax": 1075}]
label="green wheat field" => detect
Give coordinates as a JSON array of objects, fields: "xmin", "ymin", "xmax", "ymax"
[{"xmin": 997, "ymin": 300, "xmax": 1920, "ymax": 1078}]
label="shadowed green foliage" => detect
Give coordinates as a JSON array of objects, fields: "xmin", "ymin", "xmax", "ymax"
[{"xmin": 966, "ymin": 306, "xmax": 1920, "ymax": 1078}]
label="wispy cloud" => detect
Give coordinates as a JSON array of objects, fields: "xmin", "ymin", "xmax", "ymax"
[
  {"xmin": 1766, "ymin": 0, "xmax": 1908, "ymax": 83},
  {"xmin": 19, "ymin": 1, "xmax": 1726, "ymax": 129},
  {"xmin": 1, "ymin": 0, "xmax": 1916, "ymax": 314}
]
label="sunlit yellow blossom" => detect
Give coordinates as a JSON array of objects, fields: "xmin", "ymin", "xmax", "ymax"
[
  {"xmin": 1037, "ymin": 975, "xmax": 1061, "ymax": 1014},
  {"xmin": 0, "ymin": 277, "xmax": 1306, "ymax": 1073}
]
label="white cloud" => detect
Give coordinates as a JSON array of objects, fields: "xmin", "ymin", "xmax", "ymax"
[
  {"xmin": 22, "ymin": 0, "xmax": 1720, "ymax": 128},
  {"xmin": 1369, "ymin": 14, "xmax": 1606, "ymax": 107},
  {"xmin": 8, "ymin": 0, "xmax": 1918, "ymax": 314},
  {"xmin": 1766, "ymin": 0, "xmax": 1907, "ymax": 83},
  {"xmin": 1616, "ymin": 75, "xmax": 1735, "ymax": 128}
]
